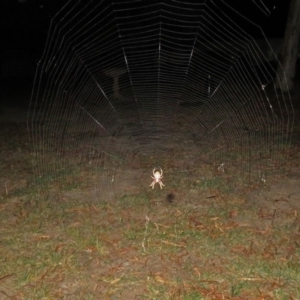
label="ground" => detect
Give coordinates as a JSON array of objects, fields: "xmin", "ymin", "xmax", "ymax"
[{"xmin": 0, "ymin": 85, "xmax": 300, "ymax": 299}]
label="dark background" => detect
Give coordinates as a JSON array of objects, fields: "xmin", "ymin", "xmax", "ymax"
[{"xmin": 0, "ymin": 0, "xmax": 292, "ymax": 106}]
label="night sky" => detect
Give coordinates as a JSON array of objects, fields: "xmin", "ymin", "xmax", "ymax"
[
  {"xmin": 0, "ymin": 0, "xmax": 291, "ymax": 88},
  {"xmin": 1, "ymin": 0, "xmax": 66, "ymax": 58},
  {"xmin": 1, "ymin": 0, "xmax": 291, "ymax": 53}
]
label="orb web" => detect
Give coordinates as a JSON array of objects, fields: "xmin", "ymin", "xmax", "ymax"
[{"xmin": 28, "ymin": 0, "xmax": 294, "ymax": 196}]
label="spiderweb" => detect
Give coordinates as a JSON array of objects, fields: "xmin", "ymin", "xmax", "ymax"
[{"xmin": 28, "ymin": 0, "xmax": 294, "ymax": 196}]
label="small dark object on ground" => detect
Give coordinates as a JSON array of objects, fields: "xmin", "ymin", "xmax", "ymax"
[{"xmin": 166, "ymin": 192, "xmax": 175, "ymax": 203}]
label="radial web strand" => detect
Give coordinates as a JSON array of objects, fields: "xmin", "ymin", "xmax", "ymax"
[{"xmin": 28, "ymin": 0, "xmax": 294, "ymax": 196}]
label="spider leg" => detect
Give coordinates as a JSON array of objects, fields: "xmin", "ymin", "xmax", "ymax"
[{"xmin": 150, "ymin": 181, "xmax": 156, "ymax": 189}]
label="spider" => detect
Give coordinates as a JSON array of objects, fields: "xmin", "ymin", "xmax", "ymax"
[{"xmin": 150, "ymin": 168, "xmax": 165, "ymax": 189}]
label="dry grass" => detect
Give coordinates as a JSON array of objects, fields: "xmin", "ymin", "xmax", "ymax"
[
  {"xmin": 1, "ymin": 181, "xmax": 300, "ymax": 299},
  {"xmin": 1, "ymin": 120, "xmax": 300, "ymax": 299}
]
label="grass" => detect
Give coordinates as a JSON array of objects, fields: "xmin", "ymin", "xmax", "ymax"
[
  {"xmin": 1, "ymin": 182, "xmax": 300, "ymax": 299},
  {"xmin": 1, "ymin": 121, "xmax": 300, "ymax": 299}
]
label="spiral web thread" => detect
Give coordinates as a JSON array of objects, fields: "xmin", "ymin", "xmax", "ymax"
[{"xmin": 28, "ymin": 0, "xmax": 294, "ymax": 195}]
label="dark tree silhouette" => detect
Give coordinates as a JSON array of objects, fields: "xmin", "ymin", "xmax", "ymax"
[{"xmin": 276, "ymin": 0, "xmax": 300, "ymax": 92}]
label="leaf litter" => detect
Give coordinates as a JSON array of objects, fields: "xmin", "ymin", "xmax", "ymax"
[{"xmin": 1, "ymin": 124, "xmax": 300, "ymax": 299}]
